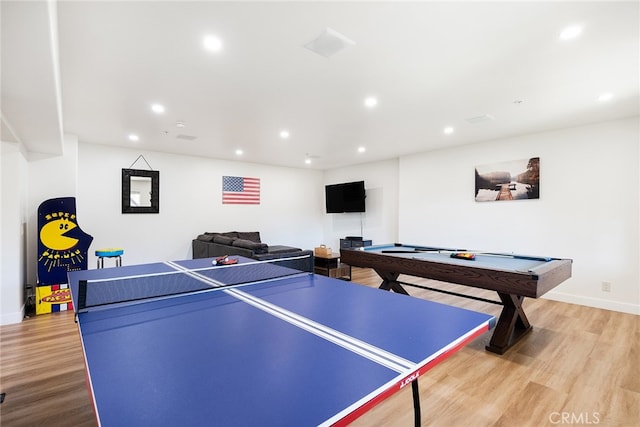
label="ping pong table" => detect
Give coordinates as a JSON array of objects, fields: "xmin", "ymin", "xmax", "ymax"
[{"xmin": 68, "ymin": 255, "xmax": 495, "ymax": 426}]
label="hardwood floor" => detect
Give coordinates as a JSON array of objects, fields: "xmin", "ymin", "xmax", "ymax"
[{"xmin": 1, "ymin": 267, "xmax": 638, "ymax": 426}]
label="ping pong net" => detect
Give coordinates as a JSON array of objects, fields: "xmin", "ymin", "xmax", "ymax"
[{"xmin": 76, "ymin": 260, "xmax": 309, "ymax": 312}]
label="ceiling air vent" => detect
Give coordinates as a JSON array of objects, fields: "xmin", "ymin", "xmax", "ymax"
[
  {"xmin": 304, "ymin": 28, "xmax": 355, "ymax": 58},
  {"xmin": 176, "ymin": 134, "xmax": 197, "ymax": 141},
  {"xmin": 465, "ymin": 114, "xmax": 495, "ymax": 124}
]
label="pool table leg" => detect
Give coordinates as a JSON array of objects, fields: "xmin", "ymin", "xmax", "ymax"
[
  {"xmin": 376, "ymin": 271, "xmax": 411, "ymax": 295},
  {"xmin": 486, "ymin": 293, "xmax": 532, "ymax": 354}
]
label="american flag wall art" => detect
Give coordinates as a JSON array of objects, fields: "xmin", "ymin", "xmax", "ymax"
[{"xmin": 222, "ymin": 176, "xmax": 261, "ymax": 205}]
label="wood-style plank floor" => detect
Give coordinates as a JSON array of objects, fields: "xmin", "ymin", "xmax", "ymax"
[{"xmin": 1, "ymin": 267, "xmax": 638, "ymax": 426}]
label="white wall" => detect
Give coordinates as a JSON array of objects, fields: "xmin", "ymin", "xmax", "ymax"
[
  {"xmin": 76, "ymin": 143, "xmax": 324, "ymax": 268},
  {"xmin": 398, "ymin": 117, "xmax": 639, "ymax": 314},
  {"xmin": 1, "ymin": 141, "xmax": 29, "ymax": 324},
  {"xmin": 322, "ymin": 159, "xmax": 399, "ymax": 250}
]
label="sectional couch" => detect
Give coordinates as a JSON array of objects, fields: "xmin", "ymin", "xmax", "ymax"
[{"xmin": 192, "ymin": 231, "xmax": 313, "ymax": 272}]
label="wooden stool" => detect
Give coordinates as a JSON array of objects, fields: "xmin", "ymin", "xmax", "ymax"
[{"xmin": 95, "ymin": 248, "xmax": 124, "ymax": 269}]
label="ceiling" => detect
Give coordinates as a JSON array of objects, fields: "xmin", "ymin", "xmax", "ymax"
[{"xmin": 2, "ymin": 1, "xmax": 638, "ymax": 170}]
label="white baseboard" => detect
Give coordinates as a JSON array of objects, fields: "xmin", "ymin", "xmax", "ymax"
[
  {"xmin": 544, "ymin": 291, "xmax": 639, "ymax": 315},
  {"xmin": 1, "ymin": 304, "xmax": 25, "ymax": 325}
]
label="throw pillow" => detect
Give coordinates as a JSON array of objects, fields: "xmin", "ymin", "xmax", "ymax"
[
  {"xmin": 213, "ymin": 235, "xmax": 236, "ymax": 245},
  {"xmin": 232, "ymin": 238, "xmax": 268, "ymax": 254},
  {"xmin": 236, "ymin": 231, "xmax": 261, "ymax": 243}
]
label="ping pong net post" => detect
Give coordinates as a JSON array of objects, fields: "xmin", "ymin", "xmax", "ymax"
[{"xmin": 75, "ymin": 261, "xmax": 309, "ymax": 312}]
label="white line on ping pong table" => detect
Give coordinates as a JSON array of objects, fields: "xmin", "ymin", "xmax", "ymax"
[
  {"xmin": 83, "ymin": 254, "xmax": 313, "ymax": 283},
  {"xmin": 165, "ymin": 260, "xmax": 417, "ymax": 374}
]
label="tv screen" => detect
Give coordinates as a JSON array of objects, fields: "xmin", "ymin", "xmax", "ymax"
[{"xmin": 325, "ymin": 181, "xmax": 365, "ymax": 213}]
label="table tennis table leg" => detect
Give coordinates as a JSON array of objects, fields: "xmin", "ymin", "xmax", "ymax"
[{"xmin": 412, "ymin": 379, "xmax": 421, "ymax": 427}]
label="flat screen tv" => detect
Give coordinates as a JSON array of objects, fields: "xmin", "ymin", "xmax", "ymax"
[{"xmin": 325, "ymin": 181, "xmax": 366, "ymax": 213}]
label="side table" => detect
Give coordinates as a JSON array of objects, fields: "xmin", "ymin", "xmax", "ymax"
[{"xmin": 314, "ymin": 252, "xmax": 351, "ymax": 280}]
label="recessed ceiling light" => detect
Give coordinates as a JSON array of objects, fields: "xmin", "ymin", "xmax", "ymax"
[
  {"xmin": 203, "ymin": 35, "xmax": 223, "ymax": 52},
  {"xmin": 235, "ymin": 149, "xmax": 243, "ymax": 156},
  {"xmin": 364, "ymin": 97, "xmax": 378, "ymax": 108},
  {"xmin": 151, "ymin": 104, "xmax": 165, "ymax": 114},
  {"xmin": 598, "ymin": 92, "xmax": 613, "ymax": 102},
  {"xmin": 357, "ymin": 146, "xmax": 366, "ymax": 153},
  {"xmin": 128, "ymin": 134, "xmax": 139, "ymax": 142},
  {"xmin": 443, "ymin": 127, "xmax": 454, "ymax": 135},
  {"xmin": 559, "ymin": 25, "xmax": 582, "ymax": 40},
  {"xmin": 176, "ymin": 121, "xmax": 185, "ymax": 128},
  {"xmin": 280, "ymin": 130, "xmax": 290, "ymax": 139},
  {"xmin": 305, "ymin": 158, "xmax": 312, "ymax": 165}
]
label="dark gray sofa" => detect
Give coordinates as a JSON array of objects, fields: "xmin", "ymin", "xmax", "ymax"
[{"xmin": 192, "ymin": 231, "xmax": 314, "ymax": 272}]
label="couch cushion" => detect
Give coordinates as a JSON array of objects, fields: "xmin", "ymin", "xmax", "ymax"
[
  {"xmin": 213, "ymin": 235, "xmax": 236, "ymax": 245},
  {"xmin": 236, "ymin": 231, "xmax": 261, "ymax": 243},
  {"xmin": 232, "ymin": 238, "xmax": 268, "ymax": 254},
  {"xmin": 197, "ymin": 234, "xmax": 214, "ymax": 242},
  {"xmin": 222, "ymin": 232, "xmax": 239, "ymax": 239},
  {"xmin": 267, "ymin": 245, "xmax": 301, "ymax": 254}
]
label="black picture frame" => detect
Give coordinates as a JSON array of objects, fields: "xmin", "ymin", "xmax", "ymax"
[{"xmin": 121, "ymin": 168, "xmax": 159, "ymax": 214}]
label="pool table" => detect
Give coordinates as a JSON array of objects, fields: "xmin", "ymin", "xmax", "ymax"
[{"xmin": 340, "ymin": 243, "xmax": 572, "ymax": 354}]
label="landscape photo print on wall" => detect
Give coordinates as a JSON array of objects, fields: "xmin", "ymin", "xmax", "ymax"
[{"xmin": 475, "ymin": 157, "xmax": 540, "ymax": 202}]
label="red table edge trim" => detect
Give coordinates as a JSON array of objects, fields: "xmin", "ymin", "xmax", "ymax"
[{"xmin": 330, "ymin": 321, "xmax": 492, "ymax": 426}]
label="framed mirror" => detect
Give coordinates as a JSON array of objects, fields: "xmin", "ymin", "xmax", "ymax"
[{"xmin": 122, "ymin": 168, "xmax": 159, "ymax": 213}]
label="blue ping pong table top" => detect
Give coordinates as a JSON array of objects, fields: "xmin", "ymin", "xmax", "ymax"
[{"xmin": 68, "ymin": 257, "xmax": 495, "ymax": 426}]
